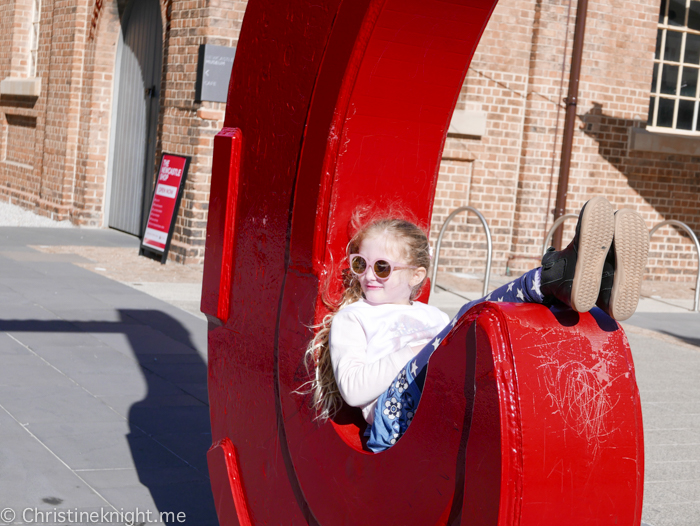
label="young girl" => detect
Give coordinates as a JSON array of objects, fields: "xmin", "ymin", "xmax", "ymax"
[{"xmin": 305, "ymin": 196, "xmax": 649, "ymax": 452}]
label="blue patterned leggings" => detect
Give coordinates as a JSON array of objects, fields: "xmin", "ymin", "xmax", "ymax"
[{"xmin": 366, "ymin": 267, "xmax": 544, "ymax": 452}]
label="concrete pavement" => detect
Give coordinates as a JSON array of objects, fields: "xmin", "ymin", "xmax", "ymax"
[
  {"xmin": 0, "ymin": 227, "xmax": 213, "ymax": 526},
  {"xmin": 0, "ymin": 226, "xmax": 698, "ymax": 525}
]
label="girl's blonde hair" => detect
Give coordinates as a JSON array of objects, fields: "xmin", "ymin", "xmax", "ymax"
[{"xmin": 303, "ymin": 215, "xmax": 431, "ymax": 421}]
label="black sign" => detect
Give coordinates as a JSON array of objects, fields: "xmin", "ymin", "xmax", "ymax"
[
  {"xmin": 140, "ymin": 154, "xmax": 191, "ymax": 264},
  {"xmin": 195, "ymin": 44, "xmax": 236, "ymax": 103}
]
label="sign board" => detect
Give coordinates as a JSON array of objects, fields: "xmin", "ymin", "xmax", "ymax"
[
  {"xmin": 141, "ymin": 153, "xmax": 191, "ymax": 263},
  {"xmin": 195, "ymin": 44, "xmax": 236, "ymax": 103}
]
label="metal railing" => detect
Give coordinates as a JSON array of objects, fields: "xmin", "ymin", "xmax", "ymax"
[
  {"xmin": 430, "ymin": 206, "xmax": 492, "ymax": 298},
  {"xmin": 649, "ymin": 220, "xmax": 700, "ymax": 313},
  {"xmin": 543, "ymin": 215, "xmax": 700, "ymax": 313},
  {"xmin": 542, "ymin": 214, "xmax": 578, "ymax": 256}
]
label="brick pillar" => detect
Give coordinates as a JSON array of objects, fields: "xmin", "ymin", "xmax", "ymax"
[
  {"xmin": 39, "ymin": 0, "xmax": 91, "ymax": 219},
  {"xmin": 158, "ymin": 0, "xmax": 248, "ymax": 264},
  {"xmin": 71, "ymin": 0, "xmax": 122, "ymax": 226}
]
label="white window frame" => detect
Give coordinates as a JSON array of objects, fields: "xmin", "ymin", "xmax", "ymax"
[
  {"xmin": 29, "ymin": 0, "xmax": 41, "ymax": 77},
  {"xmin": 648, "ymin": 0, "xmax": 700, "ymax": 135}
]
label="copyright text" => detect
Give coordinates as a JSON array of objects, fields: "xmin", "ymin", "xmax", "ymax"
[{"xmin": 0, "ymin": 507, "xmax": 186, "ymax": 525}]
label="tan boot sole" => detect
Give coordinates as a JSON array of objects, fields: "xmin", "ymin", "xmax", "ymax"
[
  {"xmin": 570, "ymin": 196, "xmax": 615, "ymax": 312},
  {"xmin": 607, "ymin": 209, "xmax": 649, "ymax": 321}
]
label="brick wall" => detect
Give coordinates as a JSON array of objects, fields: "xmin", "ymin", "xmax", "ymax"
[
  {"xmin": 0, "ymin": 0, "xmax": 48, "ymax": 213},
  {"xmin": 431, "ymin": 0, "xmax": 700, "ymax": 283},
  {"xmin": 41, "ymin": 0, "xmax": 91, "ymax": 218},
  {"xmin": 8, "ymin": 0, "xmax": 35, "ymax": 78},
  {"xmin": 158, "ymin": 0, "xmax": 248, "ymax": 263},
  {"xmin": 72, "ymin": 0, "xmax": 122, "ymax": 226},
  {"xmin": 1, "ymin": 0, "xmax": 698, "ymax": 279},
  {"xmin": 0, "ymin": 0, "xmax": 249, "ymax": 263},
  {"xmin": 430, "ymin": 0, "xmax": 538, "ymax": 278}
]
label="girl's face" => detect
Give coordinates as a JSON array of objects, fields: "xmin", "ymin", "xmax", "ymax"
[{"xmin": 355, "ymin": 233, "xmax": 426, "ymax": 306}]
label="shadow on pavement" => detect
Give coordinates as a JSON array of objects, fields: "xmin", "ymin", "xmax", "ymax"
[
  {"xmin": 659, "ymin": 331, "xmax": 700, "ymax": 349},
  {"xmin": 0, "ymin": 309, "xmax": 217, "ymax": 526},
  {"xmin": 626, "ymin": 312, "xmax": 700, "ymax": 351}
]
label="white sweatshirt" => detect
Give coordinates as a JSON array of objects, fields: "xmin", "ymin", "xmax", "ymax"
[{"xmin": 329, "ymin": 300, "xmax": 450, "ymax": 423}]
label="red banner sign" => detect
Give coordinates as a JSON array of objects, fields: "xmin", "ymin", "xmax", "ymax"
[{"xmin": 142, "ymin": 154, "xmax": 188, "ymax": 254}]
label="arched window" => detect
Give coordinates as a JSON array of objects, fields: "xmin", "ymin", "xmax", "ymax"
[{"xmin": 649, "ymin": 0, "xmax": 700, "ymax": 132}]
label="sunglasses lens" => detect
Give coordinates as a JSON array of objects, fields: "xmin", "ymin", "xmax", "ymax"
[
  {"xmin": 373, "ymin": 260, "xmax": 392, "ymax": 279},
  {"xmin": 351, "ymin": 256, "xmax": 367, "ymax": 275}
]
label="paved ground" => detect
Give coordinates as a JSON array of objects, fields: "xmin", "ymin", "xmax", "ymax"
[
  {"xmin": 0, "ymin": 225, "xmax": 697, "ymax": 525},
  {"xmin": 0, "ymin": 228, "xmax": 212, "ymax": 526}
]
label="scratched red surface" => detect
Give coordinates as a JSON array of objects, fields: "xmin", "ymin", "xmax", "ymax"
[{"xmin": 201, "ymin": 0, "xmax": 644, "ymax": 524}]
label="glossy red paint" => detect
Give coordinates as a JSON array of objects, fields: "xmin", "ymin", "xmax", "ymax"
[
  {"xmin": 462, "ymin": 304, "xmax": 644, "ymax": 525},
  {"xmin": 202, "ymin": 0, "xmax": 644, "ymax": 524},
  {"xmin": 207, "ymin": 438, "xmax": 252, "ymax": 526},
  {"xmin": 201, "ymin": 127, "xmax": 242, "ymax": 322}
]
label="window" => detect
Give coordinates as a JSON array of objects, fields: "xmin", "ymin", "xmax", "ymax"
[
  {"xmin": 29, "ymin": 0, "xmax": 41, "ymax": 77},
  {"xmin": 649, "ymin": 0, "xmax": 700, "ymax": 132},
  {"xmin": 0, "ymin": 0, "xmax": 42, "ymax": 96}
]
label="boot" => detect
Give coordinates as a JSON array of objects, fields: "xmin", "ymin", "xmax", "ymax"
[
  {"xmin": 540, "ymin": 196, "xmax": 615, "ymax": 312},
  {"xmin": 596, "ymin": 247, "xmax": 615, "ymax": 316},
  {"xmin": 596, "ymin": 209, "xmax": 649, "ymax": 320}
]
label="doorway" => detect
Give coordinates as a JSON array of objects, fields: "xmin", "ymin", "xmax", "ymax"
[{"xmin": 108, "ymin": 0, "xmax": 163, "ymax": 236}]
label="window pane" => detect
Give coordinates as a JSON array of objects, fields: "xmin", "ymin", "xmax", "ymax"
[
  {"xmin": 665, "ymin": 30, "xmax": 683, "ymax": 62},
  {"xmin": 656, "ymin": 29, "xmax": 663, "ymax": 59},
  {"xmin": 657, "ymin": 98, "xmax": 675, "ymax": 127},
  {"xmin": 677, "ymin": 99, "xmax": 695, "ymax": 129},
  {"xmin": 668, "ymin": 0, "xmax": 686, "ymax": 26},
  {"xmin": 661, "ymin": 64, "xmax": 679, "ymax": 93},
  {"xmin": 681, "ymin": 66, "xmax": 698, "ymax": 95},
  {"xmin": 652, "ymin": 62, "xmax": 660, "ymax": 93},
  {"xmin": 660, "ymin": 0, "xmax": 668, "ymax": 23},
  {"xmin": 648, "ymin": 97, "xmax": 657, "ymax": 125},
  {"xmin": 685, "ymin": 33, "xmax": 700, "ymax": 64},
  {"xmin": 689, "ymin": 0, "xmax": 700, "ymax": 30}
]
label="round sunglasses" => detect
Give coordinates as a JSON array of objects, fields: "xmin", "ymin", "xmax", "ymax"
[{"xmin": 348, "ymin": 254, "xmax": 417, "ymax": 281}]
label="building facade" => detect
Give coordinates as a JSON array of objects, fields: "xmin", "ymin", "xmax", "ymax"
[
  {"xmin": 432, "ymin": 0, "xmax": 700, "ymax": 283},
  {"xmin": 0, "ymin": 0, "xmax": 246, "ymax": 262},
  {"xmin": 0, "ymin": 0, "xmax": 697, "ymax": 282}
]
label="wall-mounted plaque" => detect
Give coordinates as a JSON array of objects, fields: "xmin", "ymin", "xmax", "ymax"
[{"xmin": 195, "ymin": 44, "xmax": 236, "ymax": 103}]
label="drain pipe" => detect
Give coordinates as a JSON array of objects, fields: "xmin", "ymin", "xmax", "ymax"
[{"xmin": 553, "ymin": 0, "xmax": 589, "ymax": 249}]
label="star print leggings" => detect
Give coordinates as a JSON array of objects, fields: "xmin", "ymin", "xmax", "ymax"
[{"xmin": 366, "ymin": 267, "xmax": 545, "ymax": 452}]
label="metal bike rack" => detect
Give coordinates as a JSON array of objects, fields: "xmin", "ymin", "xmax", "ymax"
[
  {"xmin": 543, "ymin": 215, "xmax": 699, "ymax": 313},
  {"xmin": 430, "ymin": 206, "xmax": 492, "ymax": 298},
  {"xmin": 542, "ymin": 214, "xmax": 578, "ymax": 256},
  {"xmin": 649, "ymin": 220, "xmax": 700, "ymax": 313}
]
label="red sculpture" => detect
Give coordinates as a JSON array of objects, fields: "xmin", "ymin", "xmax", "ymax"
[{"xmin": 201, "ymin": 1, "xmax": 644, "ymax": 524}]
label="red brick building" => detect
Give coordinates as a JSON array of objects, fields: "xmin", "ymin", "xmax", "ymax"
[
  {"xmin": 0, "ymin": 0, "xmax": 697, "ymax": 282},
  {"xmin": 433, "ymin": 0, "xmax": 700, "ymax": 283},
  {"xmin": 0, "ymin": 0, "xmax": 246, "ymax": 262}
]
